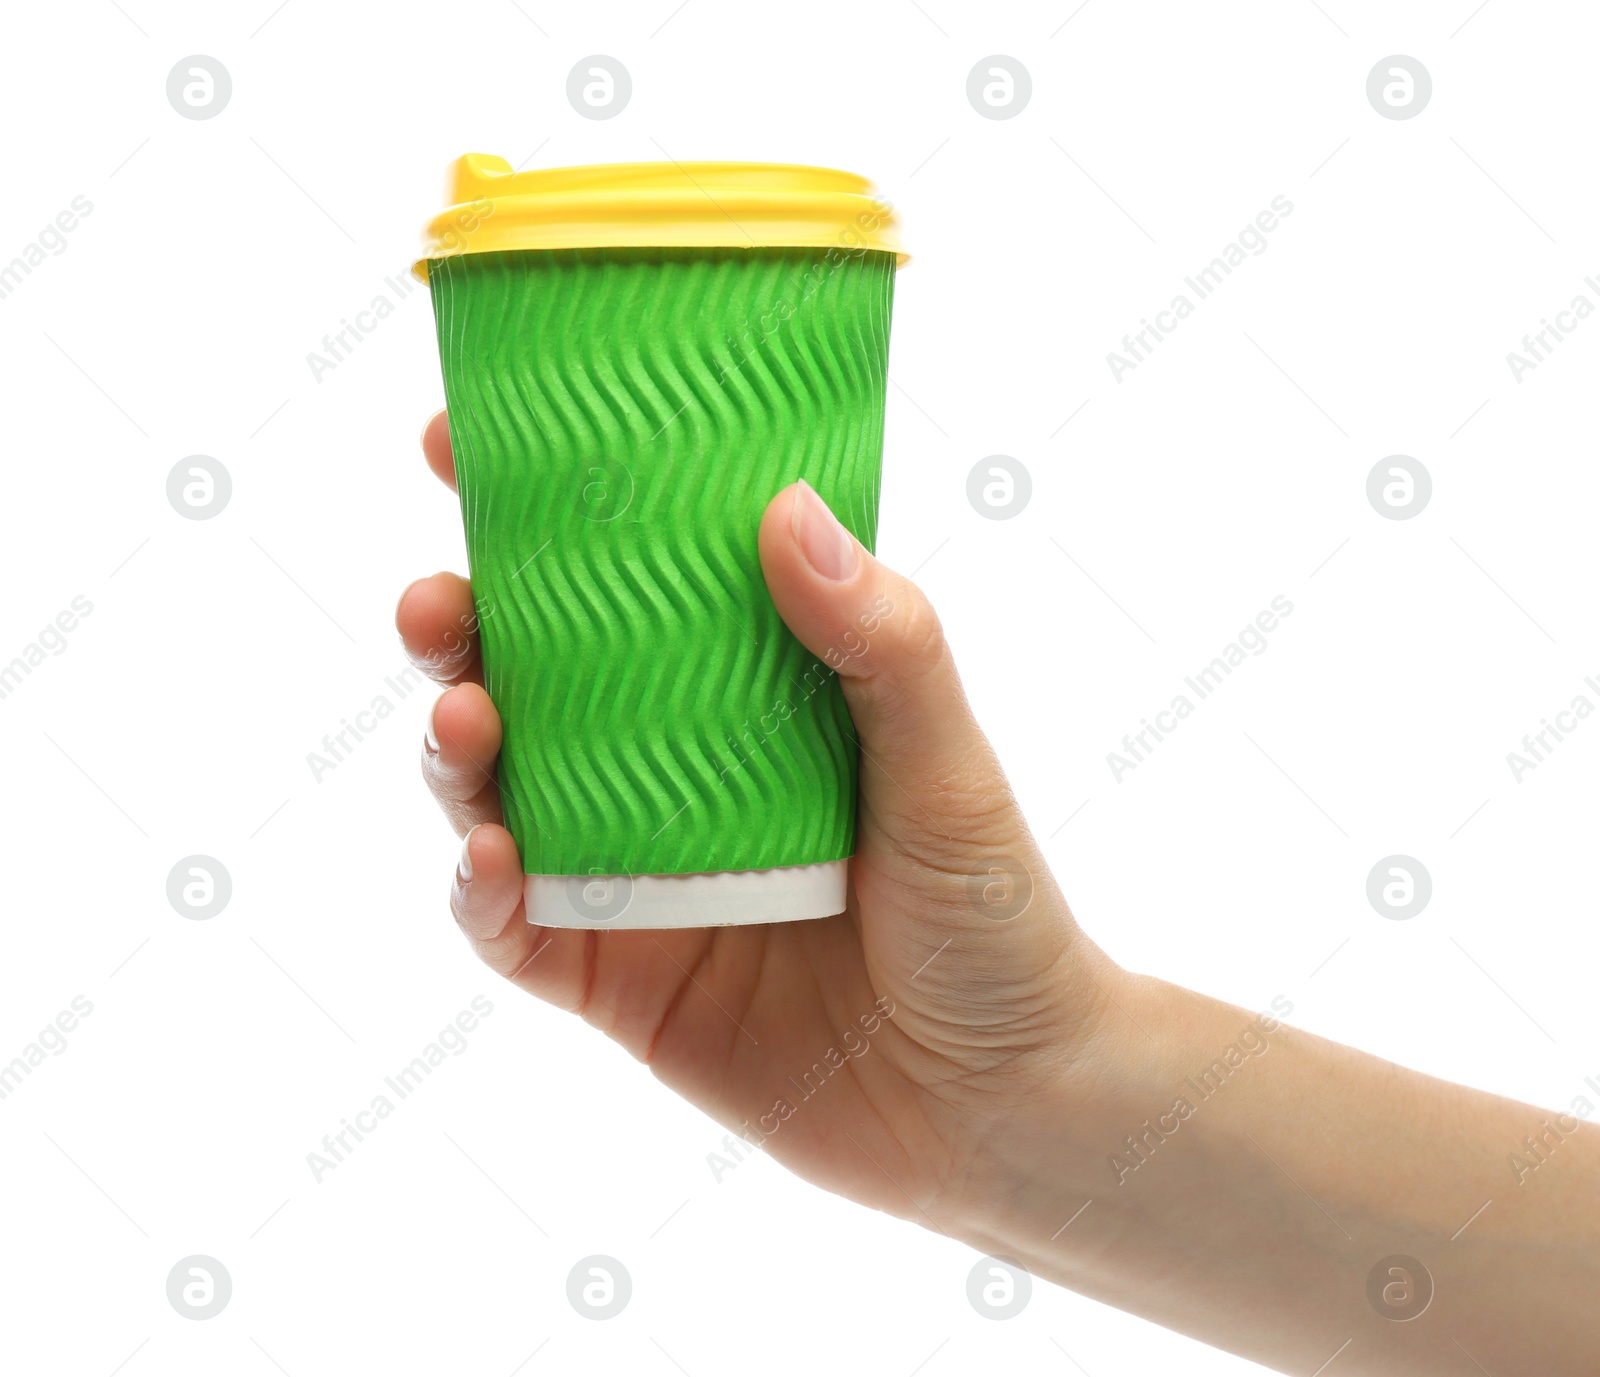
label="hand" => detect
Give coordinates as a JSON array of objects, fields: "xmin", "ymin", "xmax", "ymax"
[
  {"xmin": 398, "ymin": 410, "xmax": 1600, "ymax": 1376},
  {"xmin": 395, "ymin": 408, "xmax": 1123, "ymax": 1228}
]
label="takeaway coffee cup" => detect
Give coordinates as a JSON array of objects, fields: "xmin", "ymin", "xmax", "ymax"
[{"xmin": 416, "ymin": 155, "xmax": 905, "ymax": 928}]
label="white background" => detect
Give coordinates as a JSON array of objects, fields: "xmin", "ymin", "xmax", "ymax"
[{"xmin": 2, "ymin": 1, "xmax": 1597, "ymax": 1373}]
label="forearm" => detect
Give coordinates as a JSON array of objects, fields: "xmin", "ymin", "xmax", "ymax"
[{"xmin": 949, "ymin": 973, "xmax": 1600, "ymax": 1375}]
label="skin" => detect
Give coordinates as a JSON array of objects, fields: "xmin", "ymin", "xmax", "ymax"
[{"xmin": 399, "ymin": 408, "xmax": 1600, "ymax": 1374}]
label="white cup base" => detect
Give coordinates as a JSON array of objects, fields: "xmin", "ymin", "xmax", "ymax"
[{"xmin": 524, "ymin": 859, "xmax": 849, "ymax": 929}]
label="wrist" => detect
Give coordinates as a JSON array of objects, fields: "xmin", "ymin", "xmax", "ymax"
[
  {"xmin": 938, "ymin": 971, "xmax": 1273, "ymax": 1283},
  {"xmin": 935, "ymin": 968, "xmax": 1159, "ymax": 1249}
]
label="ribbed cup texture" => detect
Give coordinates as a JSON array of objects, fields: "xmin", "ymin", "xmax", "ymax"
[{"xmin": 429, "ymin": 246, "xmax": 895, "ymax": 876}]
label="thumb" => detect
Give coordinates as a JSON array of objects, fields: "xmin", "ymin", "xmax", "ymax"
[
  {"xmin": 760, "ymin": 482, "xmax": 1111, "ymax": 1054},
  {"xmin": 758, "ymin": 480, "xmax": 1036, "ymax": 896}
]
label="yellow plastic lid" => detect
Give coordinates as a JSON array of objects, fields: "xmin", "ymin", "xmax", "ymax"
[{"xmin": 413, "ymin": 154, "xmax": 907, "ymax": 280}]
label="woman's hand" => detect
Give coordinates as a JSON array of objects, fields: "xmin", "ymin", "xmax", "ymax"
[{"xmin": 398, "ymin": 409, "xmax": 1600, "ymax": 1376}]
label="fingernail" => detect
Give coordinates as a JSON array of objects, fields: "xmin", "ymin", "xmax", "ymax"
[
  {"xmin": 424, "ymin": 699, "xmax": 441, "ymax": 755},
  {"xmin": 458, "ymin": 826, "xmax": 478, "ymax": 886},
  {"xmin": 792, "ymin": 480, "xmax": 858, "ymax": 582}
]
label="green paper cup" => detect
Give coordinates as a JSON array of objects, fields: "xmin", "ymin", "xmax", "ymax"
[{"xmin": 416, "ymin": 156, "xmax": 905, "ymax": 928}]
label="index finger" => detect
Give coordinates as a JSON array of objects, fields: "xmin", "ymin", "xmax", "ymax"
[{"xmin": 422, "ymin": 409, "xmax": 456, "ymax": 491}]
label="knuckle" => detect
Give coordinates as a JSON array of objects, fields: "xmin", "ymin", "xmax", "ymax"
[
  {"xmin": 469, "ymin": 922, "xmax": 524, "ymax": 973},
  {"xmin": 846, "ymin": 585, "xmax": 951, "ymax": 726},
  {"xmin": 873, "ymin": 757, "xmax": 1023, "ymax": 857},
  {"xmin": 448, "ymin": 875, "xmax": 471, "ymax": 931},
  {"xmin": 931, "ymin": 763, "xmax": 1024, "ymax": 836},
  {"xmin": 886, "ymin": 583, "xmax": 947, "ymax": 676}
]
